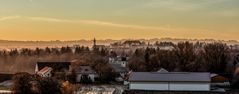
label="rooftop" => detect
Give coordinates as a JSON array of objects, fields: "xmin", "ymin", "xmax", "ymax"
[
  {"xmin": 37, "ymin": 61, "xmax": 71, "ymax": 71},
  {"xmin": 38, "ymin": 67, "xmax": 52, "ymax": 74},
  {"xmin": 75, "ymin": 66, "xmax": 97, "ymax": 74},
  {"xmin": 129, "ymin": 72, "xmax": 211, "ymax": 82},
  {"xmin": 110, "ymin": 63, "xmax": 127, "ymax": 73}
]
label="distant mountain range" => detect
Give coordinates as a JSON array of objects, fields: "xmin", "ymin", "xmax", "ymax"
[{"xmin": 0, "ymin": 38, "xmax": 238, "ymax": 50}]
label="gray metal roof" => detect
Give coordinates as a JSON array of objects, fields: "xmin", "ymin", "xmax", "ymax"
[{"xmin": 129, "ymin": 72, "xmax": 211, "ymax": 82}]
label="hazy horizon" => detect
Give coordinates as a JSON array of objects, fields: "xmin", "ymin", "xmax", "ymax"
[
  {"xmin": 0, "ymin": 37, "xmax": 239, "ymax": 42},
  {"xmin": 0, "ymin": 0, "xmax": 239, "ymax": 41}
]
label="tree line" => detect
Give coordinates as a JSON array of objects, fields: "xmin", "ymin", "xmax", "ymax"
[
  {"xmin": 0, "ymin": 42, "xmax": 238, "ymax": 74},
  {"xmin": 0, "ymin": 46, "xmax": 90, "ymax": 57},
  {"xmin": 128, "ymin": 42, "xmax": 237, "ymax": 75}
]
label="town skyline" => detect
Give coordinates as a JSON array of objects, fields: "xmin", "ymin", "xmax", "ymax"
[
  {"xmin": 0, "ymin": 0, "xmax": 239, "ymax": 41},
  {"xmin": 1, "ymin": 0, "xmax": 239, "ymax": 94}
]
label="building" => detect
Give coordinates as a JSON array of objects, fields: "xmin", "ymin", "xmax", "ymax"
[
  {"xmin": 35, "ymin": 61, "xmax": 71, "ymax": 79},
  {"xmin": 109, "ymin": 40, "xmax": 149, "ymax": 55},
  {"xmin": 35, "ymin": 61, "xmax": 71, "ymax": 73},
  {"xmin": 155, "ymin": 41, "xmax": 175, "ymax": 50},
  {"xmin": 37, "ymin": 67, "xmax": 53, "ymax": 77},
  {"xmin": 211, "ymin": 74, "xmax": 229, "ymax": 83},
  {"xmin": 129, "ymin": 72, "xmax": 211, "ymax": 91},
  {"xmin": 109, "ymin": 56, "xmax": 128, "ymax": 67},
  {"xmin": 92, "ymin": 38, "xmax": 107, "ymax": 50},
  {"xmin": 123, "ymin": 40, "xmax": 145, "ymax": 47},
  {"xmin": 74, "ymin": 66, "xmax": 98, "ymax": 83},
  {"xmin": 210, "ymin": 73, "xmax": 230, "ymax": 89},
  {"xmin": 108, "ymin": 56, "xmax": 128, "ymax": 81},
  {"xmin": 110, "ymin": 63, "xmax": 128, "ymax": 81}
]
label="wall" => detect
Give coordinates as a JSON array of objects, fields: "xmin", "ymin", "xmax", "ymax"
[
  {"xmin": 169, "ymin": 82, "xmax": 210, "ymax": 91},
  {"xmin": 76, "ymin": 74, "xmax": 82, "ymax": 82},
  {"xmin": 129, "ymin": 82, "xmax": 210, "ymax": 91},
  {"xmin": 130, "ymin": 82, "xmax": 169, "ymax": 90}
]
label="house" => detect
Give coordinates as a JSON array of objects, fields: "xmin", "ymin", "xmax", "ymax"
[
  {"xmin": 211, "ymin": 74, "xmax": 229, "ymax": 83},
  {"xmin": 109, "ymin": 40, "xmax": 150, "ymax": 55},
  {"xmin": 129, "ymin": 72, "xmax": 211, "ymax": 91},
  {"xmin": 35, "ymin": 61, "xmax": 71, "ymax": 79},
  {"xmin": 108, "ymin": 56, "xmax": 129, "ymax": 81},
  {"xmin": 110, "ymin": 63, "xmax": 128, "ymax": 81},
  {"xmin": 110, "ymin": 64, "xmax": 127, "ymax": 74},
  {"xmin": 92, "ymin": 38, "xmax": 108, "ymax": 50},
  {"xmin": 74, "ymin": 66, "xmax": 98, "ymax": 83},
  {"xmin": 155, "ymin": 41, "xmax": 175, "ymax": 50},
  {"xmin": 210, "ymin": 73, "xmax": 230, "ymax": 89},
  {"xmin": 123, "ymin": 40, "xmax": 145, "ymax": 46},
  {"xmin": 37, "ymin": 67, "xmax": 53, "ymax": 77},
  {"xmin": 35, "ymin": 61, "xmax": 71, "ymax": 73},
  {"xmin": 109, "ymin": 56, "xmax": 128, "ymax": 67}
]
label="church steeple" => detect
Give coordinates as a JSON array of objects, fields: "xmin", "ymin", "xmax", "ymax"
[
  {"xmin": 92, "ymin": 38, "xmax": 96, "ymax": 50},
  {"xmin": 93, "ymin": 38, "xmax": 96, "ymax": 46}
]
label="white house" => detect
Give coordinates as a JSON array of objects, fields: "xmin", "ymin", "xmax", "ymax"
[
  {"xmin": 129, "ymin": 72, "xmax": 211, "ymax": 91},
  {"xmin": 109, "ymin": 56, "xmax": 128, "ymax": 67}
]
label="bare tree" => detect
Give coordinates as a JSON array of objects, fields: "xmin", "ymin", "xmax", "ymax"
[
  {"xmin": 203, "ymin": 42, "xmax": 229, "ymax": 73},
  {"xmin": 174, "ymin": 42, "xmax": 196, "ymax": 71}
]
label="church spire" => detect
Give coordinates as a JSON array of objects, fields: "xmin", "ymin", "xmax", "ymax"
[
  {"xmin": 92, "ymin": 38, "xmax": 96, "ymax": 49},
  {"xmin": 93, "ymin": 37, "xmax": 96, "ymax": 48}
]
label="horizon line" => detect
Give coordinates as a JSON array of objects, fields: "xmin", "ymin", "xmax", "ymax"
[{"xmin": 0, "ymin": 38, "xmax": 238, "ymax": 42}]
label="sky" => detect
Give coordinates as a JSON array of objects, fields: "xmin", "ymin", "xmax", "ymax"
[{"xmin": 0, "ymin": 0, "xmax": 239, "ymax": 41}]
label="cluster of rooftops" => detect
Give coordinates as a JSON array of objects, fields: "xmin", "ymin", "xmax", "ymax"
[{"xmin": 34, "ymin": 60, "xmax": 229, "ymax": 92}]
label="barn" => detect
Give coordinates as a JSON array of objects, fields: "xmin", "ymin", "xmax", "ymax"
[{"xmin": 129, "ymin": 72, "xmax": 211, "ymax": 91}]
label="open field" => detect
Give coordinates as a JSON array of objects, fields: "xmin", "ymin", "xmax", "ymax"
[{"xmin": 75, "ymin": 85, "xmax": 126, "ymax": 94}]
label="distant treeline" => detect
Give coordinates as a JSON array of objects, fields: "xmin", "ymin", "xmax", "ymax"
[
  {"xmin": 128, "ymin": 42, "xmax": 238, "ymax": 74},
  {"xmin": 0, "ymin": 46, "xmax": 92, "ymax": 73}
]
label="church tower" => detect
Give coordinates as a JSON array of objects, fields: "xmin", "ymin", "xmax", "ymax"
[{"xmin": 93, "ymin": 37, "xmax": 96, "ymax": 49}]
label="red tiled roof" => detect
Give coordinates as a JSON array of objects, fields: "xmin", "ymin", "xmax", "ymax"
[{"xmin": 38, "ymin": 67, "xmax": 52, "ymax": 74}]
